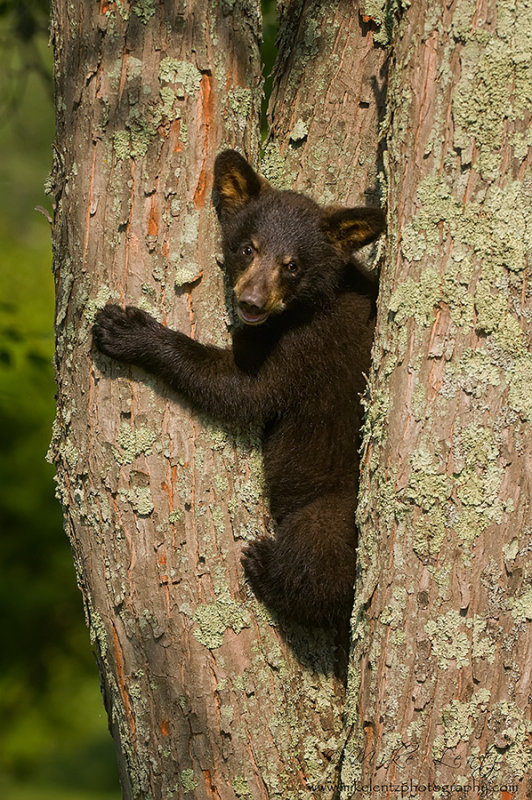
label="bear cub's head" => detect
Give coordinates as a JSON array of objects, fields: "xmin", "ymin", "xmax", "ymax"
[{"xmin": 212, "ymin": 149, "xmax": 385, "ymax": 327}]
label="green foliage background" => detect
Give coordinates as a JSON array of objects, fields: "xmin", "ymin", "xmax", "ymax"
[
  {"xmin": 0, "ymin": 2, "xmax": 278, "ymax": 797},
  {"xmin": 0, "ymin": 2, "xmax": 120, "ymax": 797}
]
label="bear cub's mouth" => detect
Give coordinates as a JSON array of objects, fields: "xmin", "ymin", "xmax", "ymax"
[{"xmin": 237, "ymin": 305, "xmax": 270, "ymax": 326}]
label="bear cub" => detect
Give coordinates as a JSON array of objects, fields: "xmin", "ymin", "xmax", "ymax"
[{"xmin": 93, "ymin": 150, "xmax": 385, "ymax": 630}]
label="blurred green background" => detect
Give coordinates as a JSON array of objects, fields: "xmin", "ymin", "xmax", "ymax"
[
  {"xmin": 0, "ymin": 1, "xmax": 277, "ymax": 797},
  {"xmin": 0, "ymin": 1, "xmax": 121, "ymax": 798}
]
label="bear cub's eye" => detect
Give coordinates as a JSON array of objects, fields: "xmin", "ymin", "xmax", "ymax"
[
  {"xmin": 241, "ymin": 244, "xmax": 254, "ymax": 257},
  {"xmin": 285, "ymin": 261, "xmax": 298, "ymax": 275}
]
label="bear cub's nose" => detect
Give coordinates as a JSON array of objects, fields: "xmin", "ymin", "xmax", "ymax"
[{"xmin": 238, "ymin": 294, "xmax": 266, "ymax": 314}]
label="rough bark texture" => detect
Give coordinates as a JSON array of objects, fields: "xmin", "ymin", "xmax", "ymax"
[
  {"xmin": 265, "ymin": 0, "xmax": 387, "ymax": 208},
  {"xmin": 50, "ymin": 0, "xmax": 532, "ymax": 796},
  {"xmin": 342, "ymin": 0, "xmax": 532, "ymax": 794},
  {"xmin": 49, "ymin": 2, "xmax": 354, "ymax": 798}
]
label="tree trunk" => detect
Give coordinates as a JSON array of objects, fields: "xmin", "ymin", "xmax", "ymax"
[
  {"xmin": 342, "ymin": 0, "xmax": 531, "ymax": 794},
  {"xmin": 49, "ymin": 2, "xmax": 358, "ymax": 798},
  {"xmin": 266, "ymin": 0, "xmax": 387, "ymax": 207},
  {"xmin": 50, "ymin": 0, "xmax": 530, "ymax": 797}
]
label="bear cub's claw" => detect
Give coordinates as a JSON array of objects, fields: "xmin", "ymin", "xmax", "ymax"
[{"xmin": 93, "ymin": 304, "xmax": 158, "ymax": 363}]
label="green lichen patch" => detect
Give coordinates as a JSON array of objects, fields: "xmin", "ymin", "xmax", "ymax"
[
  {"xmin": 453, "ymin": 40, "xmax": 510, "ymax": 176},
  {"xmin": 486, "ymin": 701, "xmax": 532, "ymax": 779},
  {"xmin": 453, "ymin": 507, "xmax": 490, "ymax": 552},
  {"xmin": 378, "ymin": 731, "xmax": 403, "ymax": 771},
  {"xmin": 479, "ymin": 183, "xmax": 532, "ymax": 274},
  {"xmin": 452, "ymin": 423, "xmax": 506, "ymax": 537},
  {"xmin": 107, "ymin": 57, "xmax": 123, "ymax": 90},
  {"xmin": 441, "ymin": 261, "xmax": 475, "ymax": 328},
  {"xmin": 115, "ymin": 0, "xmax": 129, "ymax": 20},
  {"xmin": 403, "ymin": 442, "xmax": 451, "ymax": 511},
  {"xmin": 425, "ymin": 609, "xmax": 470, "ymax": 669},
  {"xmin": 359, "ymin": 387, "xmax": 390, "ymax": 447},
  {"xmin": 450, "ymin": 0, "xmax": 477, "ymax": 43},
  {"xmin": 400, "ymin": 173, "xmax": 458, "ymax": 261},
  {"xmin": 356, "ymin": 466, "xmax": 399, "ymax": 570},
  {"xmin": 443, "ymin": 348, "xmax": 501, "ymax": 400},
  {"xmin": 180, "ymin": 210, "xmax": 200, "ymax": 246},
  {"xmin": 302, "ymin": 16, "xmax": 321, "ymax": 58},
  {"xmin": 411, "ymin": 382, "xmax": 427, "ymax": 421},
  {"xmin": 127, "ymin": 486, "xmax": 154, "ymax": 516},
  {"xmin": 125, "ymin": 56, "xmax": 143, "ymax": 81},
  {"xmin": 158, "ymin": 86, "xmax": 179, "ymax": 122},
  {"xmin": 180, "ymin": 768, "xmax": 198, "ymax": 793},
  {"xmin": 289, "ymin": 119, "xmax": 309, "ymax": 144},
  {"xmin": 227, "ymin": 87, "xmax": 253, "ymax": 125},
  {"xmin": 413, "ymin": 506, "xmax": 447, "ymax": 562},
  {"xmin": 113, "ymin": 116, "xmax": 155, "ymax": 162},
  {"xmin": 508, "ymin": 354, "xmax": 532, "ymax": 420},
  {"xmin": 112, "ymin": 129, "xmax": 131, "ymax": 161},
  {"xmin": 361, "ymin": 0, "xmax": 408, "ymax": 46},
  {"xmin": 89, "ymin": 610, "xmax": 109, "ymax": 658},
  {"xmin": 174, "ymin": 262, "xmax": 202, "ymax": 288},
  {"xmin": 389, "ymin": 268, "xmax": 441, "ymax": 327},
  {"xmin": 193, "ymin": 599, "xmax": 251, "ymax": 649},
  {"xmin": 510, "ymin": 126, "xmax": 532, "ymax": 161},
  {"xmin": 471, "ymin": 615, "xmax": 496, "ymax": 663},
  {"xmin": 158, "ymin": 58, "xmax": 201, "ymax": 96},
  {"xmin": 433, "ymin": 689, "xmax": 491, "ymax": 758},
  {"xmin": 502, "ymin": 537, "xmax": 519, "ymax": 565},
  {"xmin": 114, "ymin": 422, "xmax": 157, "ymax": 465},
  {"xmin": 232, "ymin": 776, "xmax": 252, "ymax": 797},
  {"xmin": 260, "ymin": 142, "xmax": 295, "ymax": 189},
  {"xmin": 379, "ymin": 586, "xmax": 408, "ymax": 628},
  {"xmin": 60, "ymin": 439, "xmax": 79, "ymax": 470},
  {"xmin": 452, "ymin": 4, "xmax": 532, "ymax": 178},
  {"xmin": 132, "ymin": 0, "xmax": 155, "ymax": 23},
  {"xmin": 85, "ymin": 285, "xmax": 116, "ymax": 325},
  {"xmin": 508, "ymin": 587, "xmax": 532, "ymax": 622},
  {"xmin": 400, "ymin": 173, "xmax": 530, "ymax": 293},
  {"xmin": 474, "ymin": 280, "xmax": 527, "ymax": 357},
  {"xmin": 453, "ymin": 422, "xmax": 497, "ymax": 469}
]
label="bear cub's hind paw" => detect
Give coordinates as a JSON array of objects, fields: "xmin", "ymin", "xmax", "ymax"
[
  {"xmin": 241, "ymin": 537, "xmax": 275, "ymax": 584},
  {"xmin": 241, "ymin": 537, "xmax": 277, "ymax": 605}
]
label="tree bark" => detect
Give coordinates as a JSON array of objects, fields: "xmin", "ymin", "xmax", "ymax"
[
  {"xmin": 49, "ymin": 2, "xmax": 351, "ymax": 798},
  {"xmin": 342, "ymin": 0, "xmax": 532, "ymax": 794},
  {"xmin": 266, "ymin": 0, "xmax": 387, "ymax": 207},
  {"xmin": 50, "ymin": 0, "xmax": 531, "ymax": 797}
]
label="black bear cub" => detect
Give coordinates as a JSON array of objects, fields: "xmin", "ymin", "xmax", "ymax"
[{"xmin": 93, "ymin": 150, "xmax": 385, "ymax": 629}]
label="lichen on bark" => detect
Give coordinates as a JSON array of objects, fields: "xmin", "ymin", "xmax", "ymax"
[{"xmin": 342, "ymin": 0, "xmax": 531, "ymax": 793}]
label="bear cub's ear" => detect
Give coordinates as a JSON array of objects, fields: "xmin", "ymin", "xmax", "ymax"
[
  {"xmin": 212, "ymin": 150, "xmax": 268, "ymax": 218},
  {"xmin": 322, "ymin": 206, "xmax": 386, "ymax": 253}
]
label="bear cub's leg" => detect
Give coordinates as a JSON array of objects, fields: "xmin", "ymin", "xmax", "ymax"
[{"xmin": 242, "ymin": 492, "xmax": 357, "ymax": 628}]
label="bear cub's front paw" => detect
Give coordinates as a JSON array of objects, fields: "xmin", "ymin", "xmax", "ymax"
[{"xmin": 93, "ymin": 304, "xmax": 158, "ymax": 364}]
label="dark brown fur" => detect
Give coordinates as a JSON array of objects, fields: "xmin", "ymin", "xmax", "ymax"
[{"xmin": 93, "ymin": 150, "xmax": 385, "ymax": 630}]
